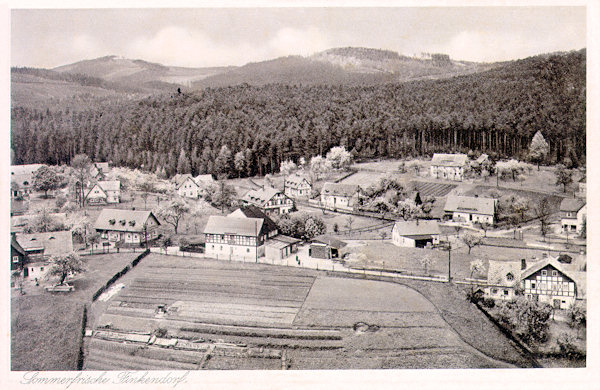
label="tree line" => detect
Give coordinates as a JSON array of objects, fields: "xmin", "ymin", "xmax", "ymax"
[{"xmin": 11, "ymin": 50, "xmax": 585, "ymax": 178}]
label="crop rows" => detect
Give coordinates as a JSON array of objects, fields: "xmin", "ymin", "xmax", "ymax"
[
  {"xmin": 84, "ymin": 344, "xmax": 201, "ymax": 370},
  {"xmin": 412, "ymin": 181, "xmax": 457, "ymax": 197}
]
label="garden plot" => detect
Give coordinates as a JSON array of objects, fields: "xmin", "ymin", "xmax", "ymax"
[{"xmin": 411, "ymin": 181, "xmax": 457, "ymax": 197}]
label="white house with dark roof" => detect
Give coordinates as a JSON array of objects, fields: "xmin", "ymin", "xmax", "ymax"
[
  {"xmin": 94, "ymin": 209, "xmax": 160, "ymax": 248},
  {"xmin": 560, "ymin": 198, "xmax": 586, "ymax": 233},
  {"xmin": 284, "ymin": 174, "xmax": 312, "ymax": 198},
  {"xmin": 204, "ymin": 215, "xmax": 268, "ymax": 260},
  {"xmin": 430, "ymin": 153, "xmax": 468, "ymax": 181},
  {"xmin": 320, "ymin": 183, "xmax": 362, "ymax": 211},
  {"xmin": 86, "ymin": 180, "xmax": 121, "ymax": 204},
  {"xmin": 391, "ymin": 220, "xmax": 441, "ymax": 248},
  {"xmin": 444, "ymin": 195, "xmax": 496, "ymax": 225},
  {"xmin": 241, "ymin": 187, "xmax": 294, "ymax": 216}
]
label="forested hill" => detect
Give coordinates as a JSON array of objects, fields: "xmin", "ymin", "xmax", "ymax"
[{"xmin": 11, "ymin": 49, "xmax": 585, "ymax": 177}]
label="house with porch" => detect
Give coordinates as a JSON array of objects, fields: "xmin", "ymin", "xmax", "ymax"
[
  {"xmin": 86, "ymin": 180, "xmax": 121, "ymax": 205},
  {"xmin": 284, "ymin": 174, "xmax": 312, "ymax": 198},
  {"xmin": 430, "ymin": 153, "xmax": 468, "ymax": 181},
  {"xmin": 320, "ymin": 183, "xmax": 362, "ymax": 211},
  {"xmin": 391, "ymin": 220, "xmax": 441, "ymax": 248},
  {"xmin": 94, "ymin": 209, "xmax": 160, "ymax": 249},
  {"xmin": 444, "ymin": 195, "xmax": 496, "ymax": 225},
  {"xmin": 241, "ymin": 187, "xmax": 294, "ymax": 216},
  {"xmin": 560, "ymin": 198, "xmax": 586, "ymax": 234}
]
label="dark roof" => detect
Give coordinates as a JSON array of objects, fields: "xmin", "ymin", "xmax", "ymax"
[
  {"xmin": 94, "ymin": 209, "xmax": 160, "ymax": 232},
  {"xmin": 393, "ymin": 220, "xmax": 440, "ymax": 237},
  {"xmin": 11, "ymin": 235, "xmax": 26, "ymax": 256},
  {"xmin": 560, "ymin": 198, "xmax": 585, "ymax": 212},
  {"xmin": 228, "ymin": 206, "xmax": 278, "ymax": 233},
  {"xmin": 204, "ymin": 216, "xmax": 264, "ymax": 236},
  {"xmin": 321, "ymin": 182, "xmax": 360, "ymax": 198},
  {"xmin": 444, "ymin": 195, "xmax": 496, "ymax": 216}
]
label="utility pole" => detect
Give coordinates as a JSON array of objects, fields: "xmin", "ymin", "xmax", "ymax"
[
  {"xmin": 255, "ymin": 220, "xmax": 258, "ymax": 263},
  {"xmin": 447, "ymin": 242, "xmax": 452, "ymax": 283}
]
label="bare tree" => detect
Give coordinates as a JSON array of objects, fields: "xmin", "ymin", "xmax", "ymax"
[{"xmin": 534, "ymin": 197, "xmax": 552, "ymax": 242}]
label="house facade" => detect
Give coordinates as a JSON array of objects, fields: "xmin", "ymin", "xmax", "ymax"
[
  {"xmin": 320, "ymin": 183, "xmax": 361, "ymax": 211},
  {"xmin": 284, "ymin": 175, "xmax": 312, "ymax": 198},
  {"xmin": 430, "ymin": 154, "xmax": 468, "ymax": 181},
  {"xmin": 241, "ymin": 188, "xmax": 294, "ymax": 216},
  {"xmin": 204, "ymin": 215, "xmax": 268, "ymax": 260},
  {"xmin": 391, "ymin": 220, "xmax": 441, "ymax": 248},
  {"xmin": 176, "ymin": 175, "xmax": 200, "ymax": 199},
  {"xmin": 10, "ymin": 164, "xmax": 45, "ymax": 195},
  {"xmin": 444, "ymin": 195, "xmax": 496, "ymax": 225},
  {"xmin": 522, "ymin": 260, "xmax": 578, "ymax": 309},
  {"xmin": 94, "ymin": 209, "xmax": 160, "ymax": 249},
  {"xmin": 560, "ymin": 198, "xmax": 586, "ymax": 233},
  {"xmin": 86, "ymin": 181, "xmax": 121, "ymax": 204},
  {"xmin": 11, "ymin": 234, "xmax": 27, "ymax": 271},
  {"xmin": 484, "ymin": 259, "xmax": 524, "ymax": 301}
]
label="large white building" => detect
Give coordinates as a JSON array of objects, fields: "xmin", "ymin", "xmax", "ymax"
[
  {"xmin": 204, "ymin": 215, "xmax": 269, "ymax": 261},
  {"xmin": 430, "ymin": 154, "xmax": 468, "ymax": 181},
  {"xmin": 241, "ymin": 187, "xmax": 294, "ymax": 216},
  {"xmin": 391, "ymin": 220, "xmax": 441, "ymax": 248},
  {"xmin": 443, "ymin": 195, "xmax": 496, "ymax": 225}
]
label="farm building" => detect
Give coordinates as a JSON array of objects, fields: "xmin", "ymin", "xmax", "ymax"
[
  {"xmin": 90, "ymin": 162, "xmax": 110, "ymax": 179},
  {"xmin": 10, "ymin": 164, "xmax": 45, "ymax": 194},
  {"xmin": 391, "ymin": 220, "xmax": 441, "ymax": 248},
  {"xmin": 241, "ymin": 187, "xmax": 294, "ymax": 216},
  {"xmin": 560, "ymin": 198, "xmax": 586, "ymax": 233},
  {"xmin": 195, "ymin": 174, "xmax": 215, "ymax": 187},
  {"xmin": 16, "ymin": 230, "xmax": 73, "ymax": 261},
  {"xmin": 94, "ymin": 209, "xmax": 160, "ymax": 249},
  {"xmin": 204, "ymin": 215, "xmax": 269, "ymax": 260},
  {"xmin": 430, "ymin": 154, "xmax": 468, "ymax": 181},
  {"xmin": 175, "ymin": 174, "xmax": 200, "ymax": 199},
  {"xmin": 11, "ymin": 233, "xmax": 27, "ymax": 271},
  {"xmin": 284, "ymin": 174, "xmax": 312, "ymax": 198},
  {"xmin": 444, "ymin": 195, "xmax": 496, "ymax": 225},
  {"xmin": 265, "ymin": 235, "xmax": 302, "ymax": 261},
  {"xmin": 320, "ymin": 183, "xmax": 362, "ymax": 211},
  {"xmin": 86, "ymin": 180, "xmax": 121, "ymax": 204},
  {"xmin": 309, "ymin": 235, "xmax": 347, "ymax": 259}
]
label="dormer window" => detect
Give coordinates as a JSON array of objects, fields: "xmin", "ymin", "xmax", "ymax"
[
  {"xmin": 49, "ymin": 237, "xmax": 55, "ymax": 240},
  {"xmin": 129, "ymin": 221, "xmax": 136, "ymax": 227},
  {"xmin": 120, "ymin": 220, "xmax": 126, "ymax": 226},
  {"xmin": 506, "ymin": 273, "xmax": 514, "ymax": 281},
  {"xmin": 109, "ymin": 219, "xmax": 116, "ymax": 225}
]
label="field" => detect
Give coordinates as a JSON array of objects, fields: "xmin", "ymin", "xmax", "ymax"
[
  {"xmin": 83, "ymin": 254, "xmax": 527, "ymax": 369},
  {"xmin": 11, "ymin": 252, "xmax": 138, "ymax": 370}
]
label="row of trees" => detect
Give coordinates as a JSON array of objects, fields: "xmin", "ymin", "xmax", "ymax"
[{"xmin": 11, "ymin": 51, "xmax": 585, "ymax": 178}]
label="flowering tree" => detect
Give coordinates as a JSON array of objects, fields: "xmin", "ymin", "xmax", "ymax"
[
  {"xmin": 49, "ymin": 253, "xmax": 86, "ymax": 286},
  {"xmin": 528, "ymin": 131, "xmax": 550, "ymax": 170},
  {"xmin": 325, "ymin": 146, "xmax": 353, "ymax": 170}
]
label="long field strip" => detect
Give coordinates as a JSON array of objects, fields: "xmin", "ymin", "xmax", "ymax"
[
  {"xmin": 85, "ymin": 254, "xmax": 515, "ymax": 370},
  {"xmin": 411, "ymin": 181, "xmax": 457, "ymax": 197}
]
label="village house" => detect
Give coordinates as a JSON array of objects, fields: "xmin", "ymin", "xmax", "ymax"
[
  {"xmin": 577, "ymin": 175, "xmax": 586, "ymax": 198},
  {"xmin": 320, "ymin": 183, "xmax": 362, "ymax": 211},
  {"xmin": 90, "ymin": 162, "xmax": 110, "ymax": 179},
  {"xmin": 175, "ymin": 174, "xmax": 200, "ymax": 199},
  {"xmin": 16, "ymin": 230, "xmax": 73, "ymax": 280},
  {"xmin": 241, "ymin": 187, "xmax": 294, "ymax": 216},
  {"xmin": 559, "ymin": 198, "xmax": 586, "ymax": 233},
  {"xmin": 195, "ymin": 174, "xmax": 215, "ymax": 188},
  {"xmin": 284, "ymin": 174, "xmax": 312, "ymax": 198},
  {"xmin": 204, "ymin": 215, "xmax": 269, "ymax": 260},
  {"xmin": 430, "ymin": 153, "xmax": 468, "ymax": 181},
  {"xmin": 11, "ymin": 233, "xmax": 27, "ymax": 271},
  {"xmin": 391, "ymin": 220, "xmax": 441, "ymax": 248},
  {"xmin": 94, "ymin": 209, "xmax": 160, "ymax": 249},
  {"xmin": 10, "ymin": 164, "xmax": 46, "ymax": 195},
  {"xmin": 484, "ymin": 259, "xmax": 526, "ymax": 302},
  {"xmin": 86, "ymin": 180, "xmax": 121, "ymax": 205},
  {"xmin": 444, "ymin": 195, "xmax": 496, "ymax": 225}
]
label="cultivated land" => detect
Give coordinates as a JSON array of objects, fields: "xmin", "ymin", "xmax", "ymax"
[
  {"xmin": 11, "ymin": 252, "xmax": 138, "ymax": 370},
  {"xmin": 83, "ymin": 254, "xmax": 529, "ymax": 370}
]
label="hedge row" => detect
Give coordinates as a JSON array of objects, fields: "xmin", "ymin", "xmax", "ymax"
[{"xmin": 92, "ymin": 249, "xmax": 150, "ymax": 302}]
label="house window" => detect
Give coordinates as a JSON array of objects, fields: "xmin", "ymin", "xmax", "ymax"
[
  {"xmin": 12, "ymin": 256, "xmax": 19, "ymax": 263},
  {"xmin": 506, "ymin": 273, "xmax": 514, "ymax": 281},
  {"xmin": 491, "ymin": 288, "xmax": 498, "ymax": 294},
  {"xmin": 552, "ymin": 270, "xmax": 558, "ymax": 277},
  {"xmin": 541, "ymin": 270, "xmax": 547, "ymax": 276},
  {"xmin": 531, "ymin": 282, "xmax": 536, "ymax": 289},
  {"xmin": 247, "ymin": 248, "xmax": 250, "ymax": 253},
  {"xmin": 503, "ymin": 290, "xmax": 509, "ymax": 296}
]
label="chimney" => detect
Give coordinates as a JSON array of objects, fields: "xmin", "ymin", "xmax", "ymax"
[{"xmin": 521, "ymin": 258, "xmax": 526, "ymax": 270}]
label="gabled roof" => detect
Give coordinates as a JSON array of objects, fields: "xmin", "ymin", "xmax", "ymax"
[
  {"xmin": 98, "ymin": 180, "xmax": 120, "ymax": 192},
  {"xmin": 16, "ymin": 231, "xmax": 73, "ymax": 257},
  {"xmin": 228, "ymin": 206, "xmax": 278, "ymax": 233},
  {"xmin": 242, "ymin": 187, "xmax": 283, "ymax": 206},
  {"xmin": 520, "ymin": 257, "xmax": 576, "ymax": 282},
  {"xmin": 560, "ymin": 198, "xmax": 585, "ymax": 212},
  {"xmin": 321, "ymin": 182, "xmax": 360, "ymax": 198},
  {"xmin": 11, "ymin": 234, "xmax": 26, "ymax": 256},
  {"xmin": 95, "ymin": 162, "xmax": 110, "ymax": 173},
  {"xmin": 431, "ymin": 153, "xmax": 468, "ymax": 167},
  {"xmin": 444, "ymin": 195, "xmax": 496, "ymax": 216},
  {"xmin": 194, "ymin": 174, "xmax": 215, "ymax": 185},
  {"xmin": 393, "ymin": 220, "xmax": 441, "ymax": 237},
  {"xmin": 475, "ymin": 154, "xmax": 489, "ymax": 164},
  {"xmin": 94, "ymin": 209, "xmax": 160, "ymax": 232},
  {"xmin": 203, "ymin": 216, "xmax": 265, "ymax": 237},
  {"xmin": 487, "ymin": 260, "xmax": 523, "ymax": 287},
  {"xmin": 174, "ymin": 174, "xmax": 197, "ymax": 190},
  {"xmin": 285, "ymin": 174, "xmax": 311, "ymax": 189},
  {"xmin": 312, "ymin": 235, "xmax": 347, "ymax": 249},
  {"xmin": 86, "ymin": 183, "xmax": 107, "ymax": 198}
]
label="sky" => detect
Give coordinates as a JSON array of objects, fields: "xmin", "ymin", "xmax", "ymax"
[{"xmin": 11, "ymin": 6, "xmax": 586, "ymax": 69}]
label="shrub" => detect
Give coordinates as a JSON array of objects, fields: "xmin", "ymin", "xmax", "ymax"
[
  {"xmin": 153, "ymin": 327, "xmax": 168, "ymax": 338},
  {"xmin": 557, "ymin": 333, "xmax": 585, "ymax": 360},
  {"xmin": 482, "ymin": 298, "xmax": 496, "ymax": 308}
]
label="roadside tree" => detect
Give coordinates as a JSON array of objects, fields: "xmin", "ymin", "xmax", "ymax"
[
  {"xmin": 534, "ymin": 197, "xmax": 553, "ymax": 241},
  {"xmin": 555, "ymin": 164, "xmax": 573, "ymax": 193},
  {"xmin": 71, "ymin": 154, "xmax": 92, "ymax": 207}
]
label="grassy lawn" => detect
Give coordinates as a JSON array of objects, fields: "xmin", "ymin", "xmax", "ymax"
[
  {"xmin": 295, "ymin": 205, "xmax": 384, "ymax": 233},
  {"xmin": 11, "ymin": 252, "xmax": 138, "ymax": 371}
]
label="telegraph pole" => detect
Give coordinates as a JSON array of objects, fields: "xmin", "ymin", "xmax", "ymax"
[
  {"xmin": 255, "ymin": 220, "xmax": 258, "ymax": 263},
  {"xmin": 447, "ymin": 241, "xmax": 452, "ymax": 283}
]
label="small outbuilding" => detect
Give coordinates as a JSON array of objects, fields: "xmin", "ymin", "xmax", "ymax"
[
  {"xmin": 309, "ymin": 235, "xmax": 347, "ymax": 259},
  {"xmin": 391, "ymin": 220, "xmax": 441, "ymax": 248}
]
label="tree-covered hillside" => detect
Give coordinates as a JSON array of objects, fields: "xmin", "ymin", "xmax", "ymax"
[{"xmin": 11, "ymin": 50, "xmax": 585, "ymax": 177}]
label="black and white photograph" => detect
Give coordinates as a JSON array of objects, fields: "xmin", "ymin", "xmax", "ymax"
[{"xmin": 4, "ymin": 2, "xmax": 596, "ymax": 388}]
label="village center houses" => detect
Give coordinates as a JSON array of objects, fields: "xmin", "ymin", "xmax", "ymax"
[
  {"xmin": 320, "ymin": 183, "xmax": 362, "ymax": 211},
  {"xmin": 559, "ymin": 198, "xmax": 586, "ymax": 233}
]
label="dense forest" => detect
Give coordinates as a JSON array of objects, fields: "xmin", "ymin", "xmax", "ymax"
[{"xmin": 11, "ymin": 50, "xmax": 585, "ymax": 178}]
